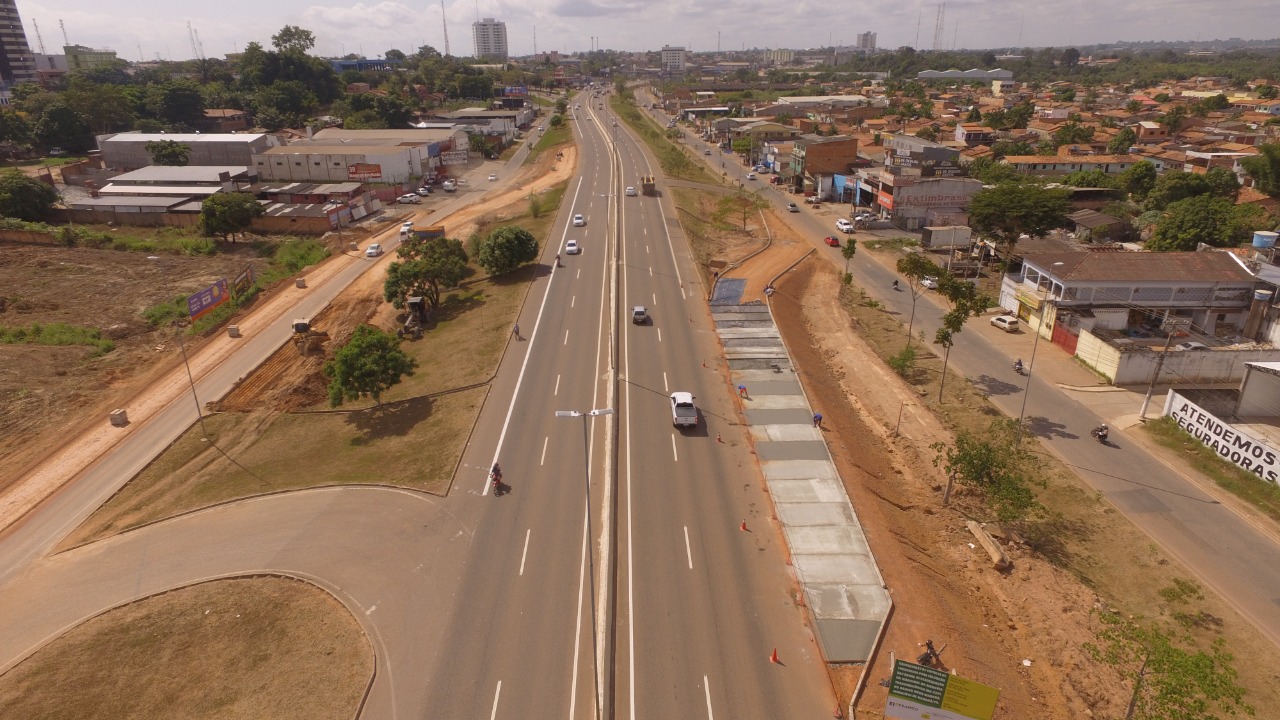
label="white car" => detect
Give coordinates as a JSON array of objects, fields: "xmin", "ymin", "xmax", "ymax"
[
  {"xmin": 920, "ymin": 276, "xmax": 939, "ymax": 290},
  {"xmin": 835, "ymin": 218, "xmax": 854, "ymax": 233},
  {"xmin": 365, "ymin": 243, "xmax": 384, "ymax": 257},
  {"xmin": 745, "ymin": 172, "xmax": 756, "ymax": 180},
  {"xmin": 488, "ymin": 173, "xmax": 498, "ymax": 181},
  {"xmin": 396, "ymin": 194, "xmax": 420, "ymax": 204},
  {"xmin": 416, "ymin": 187, "xmax": 431, "ymax": 196},
  {"xmin": 625, "ymin": 186, "xmax": 637, "ymax": 196},
  {"xmin": 572, "ymin": 214, "xmax": 586, "ymax": 226},
  {"xmin": 565, "ymin": 239, "xmax": 580, "ymax": 255},
  {"xmin": 990, "ymin": 316, "xmax": 1019, "ymax": 333},
  {"xmin": 400, "ymin": 222, "xmax": 414, "ymax": 236}
]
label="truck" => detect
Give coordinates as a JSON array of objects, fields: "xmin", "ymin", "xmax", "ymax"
[
  {"xmin": 410, "ymin": 224, "xmax": 447, "ymax": 241},
  {"xmin": 670, "ymin": 392, "xmax": 698, "ymax": 429},
  {"xmin": 640, "ymin": 176, "xmax": 656, "ymax": 196},
  {"xmin": 920, "ymin": 226, "xmax": 973, "ymax": 250}
]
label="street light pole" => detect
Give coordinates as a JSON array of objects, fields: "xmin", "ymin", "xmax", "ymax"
[
  {"xmin": 554, "ymin": 407, "xmax": 613, "ymax": 720},
  {"xmin": 1016, "ymin": 261, "xmax": 1064, "ymax": 435}
]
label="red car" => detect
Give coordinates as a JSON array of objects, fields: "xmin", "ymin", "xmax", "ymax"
[{"xmin": 824, "ymin": 236, "xmax": 840, "ymax": 247}]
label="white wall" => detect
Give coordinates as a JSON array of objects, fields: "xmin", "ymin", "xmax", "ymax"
[{"xmin": 1237, "ymin": 368, "xmax": 1280, "ymax": 417}]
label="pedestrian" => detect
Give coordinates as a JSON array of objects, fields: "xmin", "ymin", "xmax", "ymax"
[
  {"xmin": 738, "ymin": 384, "xmax": 748, "ymax": 398},
  {"xmin": 813, "ymin": 412, "xmax": 823, "ymax": 428},
  {"xmin": 513, "ymin": 323, "xmax": 521, "ymax": 340}
]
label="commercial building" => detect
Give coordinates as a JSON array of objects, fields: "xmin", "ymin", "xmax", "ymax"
[
  {"xmin": 661, "ymin": 45, "xmax": 686, "ymax": 75},
  {"xmin": 252, "ymin": 128, "xmax": 468, "ymax": 184},
  {"xmin": 97, "ymin": 133, "xmax": 283, "ymax": 171},
  {"xmin": 762, "ymin": 49, "xmax": 794, "ymax": 66},
  {"xmin": 856, "ymin": 32, "xmax": 876, "ymax": 51},
  {"xmin": 0, "ymin": 0, "xmax": 35, "ymax": 97},
  {"xmin": 63, "ymin": 44, "xmax": 118, "ymax": 71},
  {"xmin": 473, "ymin": 18, "xmax": 508, "ymax": 61}
]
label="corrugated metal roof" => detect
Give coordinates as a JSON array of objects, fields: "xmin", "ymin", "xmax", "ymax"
[
  {"xmin": 110, "ymin": 166, "xmax": 250, "ymax": 183},
  {"xmin": 1023, "ymin": 251, "xmax": 1256, "ymax": 283},
  {"xmin": 98, "ymin": 184, "xmax": 219, "ymax": 196}
]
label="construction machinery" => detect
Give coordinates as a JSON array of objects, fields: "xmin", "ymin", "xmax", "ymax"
[
  {"xmin": 640, "ymin": 176, "xmax": 656, "ymax": 196},
  {"xmin": 397, "ymin": 297, "xmax": 426, "ymax": 340},
  {"xmin": 292, "ymin": 319, "xmax": 329, "ymax": 355}
]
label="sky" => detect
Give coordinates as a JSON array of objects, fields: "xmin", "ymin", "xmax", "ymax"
[{"xmin": 16, "ymin": 0, "xmax": 1280, "ymax": 63}]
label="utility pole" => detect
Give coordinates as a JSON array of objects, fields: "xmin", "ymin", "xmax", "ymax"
[{"xmin": 1139, "ymin": 319, "xmax": 1191, "ymax": 419}]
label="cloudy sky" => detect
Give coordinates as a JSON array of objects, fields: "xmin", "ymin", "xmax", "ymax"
[{"xmin": 16, "ymin": 0, "xmax": 1278, "ymax": 62}]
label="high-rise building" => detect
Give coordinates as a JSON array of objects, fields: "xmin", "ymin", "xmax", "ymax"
[
  {"xmin": 472, "ymin": 18, "xmax": 508, "ymax": 61},
  {"xmin": 661, "ymin": 45, "xmax": 686, "ymax": 74},
  {"xmin": 763, "ymin": 49, "xmax": 794, "ymax": 66},
  {"xmin": 856, "ymin": 32, "xmax": 877, "ymax": 51},
  {"xmin": 64, "ymin": 44, "xmax": 119, "ymax": 71},
  {"xmin": 0, "ymin": 0, "xmax": 36, "ymax": 89}
]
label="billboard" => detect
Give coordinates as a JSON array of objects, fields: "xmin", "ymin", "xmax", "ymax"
[
  {"xmin": 231, "ymin": 265, "xmax": 256, "ymax": 299},
  {"xmin": 503, "ymin": 85, "xmax": 529, "ymax": 96},
  {"xmin": 440, "ymin": 150, "xmax": 469, "ymax": 166},
  {"xmin": 1167, "ymin": 392, "xmax": 1280, "ymax": 483},
  {"xmin": 187, "ymin": 279, "xmax": 231, "ymax": 321},
  {"xmin": 885, "ymin": 660, "xmax": 999, "ymax": 720},
  {"xmin": 347, "ymin": 162, "xmax": 383, "ymax": 181}
]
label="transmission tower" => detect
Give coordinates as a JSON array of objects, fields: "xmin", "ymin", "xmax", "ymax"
[
  {"xmin": 932, "ymin": 3, "xmax": 946, "ymax": 52},
  {"xmin": 59, "ymin": 19, "xmax": 69, "ymax": 45},
  {"xmin": 441, "ymin": 0, "xmax": 450, "ymax": 56},
  {"xmin": 32, "ymin": 19, "xmax": 46, "ymax": 55}
]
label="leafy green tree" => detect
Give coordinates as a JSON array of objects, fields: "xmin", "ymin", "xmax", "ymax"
[
  {"xmin": 1063, "ymin": 169, "xmax": 1118, "ymax": 189},
  {"xmin": 0, "ymin": 168, "xmax": 59, "ymax": 220},
  {"xmin": 1148, "ymin": 195, "xmax": 1240, "ymax": 250},
  {"xmin": 933, "ymin": 275, "xmax": 994, "ymax": 400},
  {"xmin": 1256, "ymin": 85, "xmax": 1278, "ymax": 100},
  {"xmin": 1121, "ymin": 161, "xmax": 1158, "ymax": 201},
  {"xmin": 1108, "ymin": 127, "xmax": 1138, "ymax": 154},
  {"xmin": 968, "ymin": 183, "xmax": 1070, "ymax": 251},
  {"xmin": 841, "ymin": 235, "xmax": 858, "ymax": 277},
  {"xmin": 0, "ymin": 109, "xmax": 31, "ymax": 145},
  {"xmin": 134, "ymin": 118, "xmax": 165, "ymax": 133},
  {"xmin": 34, "ymin": 103, "xmax": 93, "ymax": 152},
  {"xmin": 323, "ymin": 324, "xmax": 418, "ymax": 407},
  {"xmin": 549, "ymin": 114, "xmax": 563, "ymax": 127},
  {"xmin": 384, "ymin": 236, "xmax": 468, "ymax": 315},
  {"xmin": 1160, "ymin": 105, "xmax": 1188, "ymax": 136},
  {"xmin": 896, "ymin": 253, "xmax": 943, "ymax": 347},
  {"xmin": 1125, "ymin": 99, "xmax": 1143, "ymax": 113},
  {"xmin": 915, "ymin": 126, "xmax": 937, "ymax": 142},
  {"xmin": 1153, "ymin": 92, "xmax": 1171, "ymax": 103},
  {"xmin": 1086, "ymin": 611, "xmax": 1252, "ymax": 720},
  {"xmin": 1145, "ymin": 170, "xmax": 1237, "ymax": 211},
  {"xmin": 969, "ymin": 157, "xmax": 1021, "ymax": 184},
  {"xmin": 716, "ymin": 189, "xmax": 768, "ymax": 230},
  {"xmin": 272, "ymin": 25, "xmax": 316, "ymax": 54},
  {"xmin": 145, "ymin": 140, "xmax": 192, "ymax": 166},
  {"xmin": 474, "ymin": 225, "xmax": 539, "ymax": 275},
  {"xmin": 1241, "ymin": 142, "xmax": 1280, "ymax": 196},
  {"xmin": 385, "ymin": 49, "xmax": 407, "ymax": 61},
  {"xmin": 198, "ymin": 193, "xmax": 264, "ymax": 241},
  {"xmin": 931, "ymin": 418, "xmax": 1040, "ymax": 521},
  {"xmin": 62, "ymin": 79, "xmax": 135, "ymax": 134},
  {"xmin": 555, "ymin": 98, "xmax": 568, "ymax": 114},
  {"xmin": 991, "ymin": 140, "xmax": 1033, "ymax": 159},
  {"xmin": 1051, "ymin": 121, "xmax": 1094, "ymax": 146},
  {"xmin": 145, "ymin": 80, "xmax": 206, "ymax": 128}
]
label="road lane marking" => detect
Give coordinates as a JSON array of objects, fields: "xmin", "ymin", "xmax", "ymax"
[
  {"xmin": 540, "ymin": 436, "xmax": 549, "ymax": 465},
  {"xmin": 684, "ymin": 526, "xmax": 693, "ymax": 569},
  {"xmin": 646, "ymin": 245, "xmax": 650, "ymax": 254},
  {"xmin": 568, "ymin": 498, "xmax": 591, "ymax": 720},
  {"xmin": 652, "ymin": 293, "xmax": 656, "ymax": 305},
  {"xmin": 703, "ymin": 676, "xmax": 715, "ymax": 720},
  {"xmin": 576, "ymin": 268, "xmax": 582, "ymax": 279},
  {"xmin": 649, "ymin": 266, "xmax": 653, "ymax": 277},
  {"xmin": 671, "ymin": 434, "xmax": 678, "ymax": 461},
  {"xmin": 520, "ymin": 529, "xmax": 531, "ymax": 576},
  {"xmin": 564, "ymin": 329, "xmax": 570, "ymax": 345},
  {"xmin": 572, "ymin": 295, "xmax": 576, "ymax": 308},
  {"xmin": 657, "ymin": 328, "xmax": 662, "ymax": 343},
  {"xmin": 555, "ymin": 374, "xmax": 562, "ymax": 395},
  {"xmin": 663, "ymin": 371, "xmax": 668, "ymax": 393},
  {"xmin": 490, "ymin": 681, "xmax": 502, "ymax": 720}
]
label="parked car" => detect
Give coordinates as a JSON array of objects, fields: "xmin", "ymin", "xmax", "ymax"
[
  {"xmin": 416, "ymin": 187, "xmax": 431, "ymax": 196},
  {"xmin": 625, "ymin": 186, "xmax": 637, "ymax": 196},
  {"xmin": 990, "ymin": 316, "xmax": 1019, "ymax": 333},
  {"xmin": 745, "ymin": 172, "xmax": 757, "ymax": 180},
  {"xmin": 1175, "ymin": 341, "xmax": 1208, "ymax": 351},
  {"xmin": 835, "ymin": 218, "xmax": 854, "ymax": 233},
  {"xmin": 632, "ymin": 306, "xmax": 650, "ymax": 324},
  {"xmin": 920, "ymin": 276, "xmax": 939, "ymax": 290},
  {"xmin": 704, "ymin": 149, "xmax": 712, "ymax": 155},
  {"xmin": 787, "ymin": 202, "xmax": 799, "ymax": 212},
  {"xmin": 824, "ymin": 236, "xmax": 840, "ymax": 247},
  {"xmin": 365, "ymin": 243, "xmax": 384, "ymax": 257},
  {"xmin": 565, "ymin": 239, "xmax": 580, "ymax": 255},
  {"xmin": 396, "ymin": 194, "xmax": 420, "ymax": 204},
  {"xmin": 572, "ymin": 214, "xmax": 586, "ymax": 226}
]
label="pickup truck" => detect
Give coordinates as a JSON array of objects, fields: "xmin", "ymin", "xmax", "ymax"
[{"xmin": 670, "ymin": 392, "xmax": 698, "ymax": 428}]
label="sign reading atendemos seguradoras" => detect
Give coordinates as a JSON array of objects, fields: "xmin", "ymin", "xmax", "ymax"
[
  {"xmin": 1166, "ymin": 392, "xmax": 1280, "ymax": 484},
  {"xmin": 885, "ymin": 660, "xmax": 1000, "ymax": 720}
]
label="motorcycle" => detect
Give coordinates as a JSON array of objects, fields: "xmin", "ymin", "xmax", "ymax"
[
  {"xmin": 489, "ymin": 467, "xmax": 503, "ymax": 496},
  {"xmin": 891, "ymin": 280, "xmax": 901, "ymax": 291},
  {"xmin": 1013, "ymin": 360, "xmax": 1025, "ymax": 376},
  {"xmin": 1090, "ymin": 426, "xmax": 1109, "ymax": 444}
]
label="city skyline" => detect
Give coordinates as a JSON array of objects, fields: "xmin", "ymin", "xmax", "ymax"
[{"xmin": 13, "ymin": 0, "xmax": 1280, "ymax": 64}]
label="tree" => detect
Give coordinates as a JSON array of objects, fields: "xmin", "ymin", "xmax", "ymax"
[
  {"xmin": 475, "ymin": 225, "xmax": 539, "ymax": 275},
  {"xmin": 1121, "ymin": 160, "xmax": 1158, "ymax": 201},
  {"xmin": 896, "ymin": 253, "xmax": 943, "ymax": 347},
  {"xmin": 0, "ymin": 168, "xmax": 59, "ymax": 220},
  {"xmin": 841, "ymin": 236, "xmax": 858, "ymax": 277},
  {"xmin": 145, "ymin": 139, "xmax": 192, "ymax": 166},
  {"xmin": 1241, "ymin": 142, "xmax": 1280, "ymax": 197},
  {"xmin": 1257, "ymin": 85, "xmax": 1278, "ymax": 100},
  {"xmin": 272, "ymin": 25, "xmax": 316, "ymax": 54},
  {"xmin": 930, "ymin": 418, "xmax": 1040, "ymax": 521},
  {"xmin": 1108, "ymin": 127, "xmax": 1138, "ymax": 154},
  {"xmin": 0, "ymin": 109, "xmax": 31, "ymax": 145},
  {"xmin": 1086, "ymin": 611, "xmax": 1252, "ymax": 720},
  {"xmin": 915, "ymin": 126, "xmax": 938, "ymax": 142},
  {"xmin": 1125, "ymin": 99, "xmax": 1143, "ymax": 114},
  {"xmin": 145, "ymin": 80, "xmax": 206, "ymax": 128},
  {"xmin": 385, "ymin": 49, "xmax": 407, "ymax": 61},
  {"xmin": 199, "ymin": 193, "xmax": 264, "ymax": 241},
  {"xmin": 1060, "ymin": 48, "xmax": 1080, "ymax": 68},
  {"xmin": 323, "ymin": 325, "xmax": 418, "ymax": 407},
  {"xmin": 1160, "ymin": 105, "xmax": 1188, "ymax": 136},
  {"xmin": 1148, "ymin": 195, "xmax": 1239, "ymax": 251},
  {"xmin": 968, "ymin": 183, "xmax": 1070, "ymax": 251},
  {"xmin": 1145, "ymin": 170, "xmax": 1238, "ymax": 211},
  {"xmin": 1063, "ymin": 169, "xmax": 1118, "ymax": 189},
  {"xmin": 933, "ymin": 275, "xmax": 993, "ymax": 401},
  {"xmin": 383, "ymin": 237, "xmax": 468, "ymax": 315},
  {"xmin": 33, "ymin": 103, "xmax": 92, "ymax": 152},
  {"xmin": 716, "ymin": 189, "xmax": 768, "ymax": 230}
]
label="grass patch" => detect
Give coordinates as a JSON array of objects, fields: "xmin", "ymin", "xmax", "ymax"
[
  {"xmin": 611, "ymin": 94, "xmax": 719, "ymax": 185},
  {"xmin": 0, "ymin": 322, "xmax": 115, "ymax": 356},
  {"xmin": 14, "ymin": 156, "xmax": 86, "ymax": 167},
  {"xmin": 863, "ymin": 236, "xmax": 920, "ymax": 252},
  {"xmin": 526, "ymin": 123, "xmax": 572, "ymax": 164},
  {"xmin": 1143, "ymin": 416, "xmax": 1280, "ymax": 523},
  {"xmin": 0, "ymin": 577, "xmax": 370, "ymax": 720}
]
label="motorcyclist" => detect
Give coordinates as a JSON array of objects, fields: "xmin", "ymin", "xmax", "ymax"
[
  {"xmin": 892, "ymin": 279, "xmax": 900, "ymax": 291},
  {"xmin": 1013, "ymin": 358, "xmax": 1024, "ymax": 373},
  {"xmin": 1092, "ymin": 424, "xmax": 1109, "ymax": 442},
  {"xmin": 491, "ymin": 463, "xmax": 502, "ymax": 481},
  {"xmin": 555, "ymin": 253, "xmax": 561, "ymax": 266}
]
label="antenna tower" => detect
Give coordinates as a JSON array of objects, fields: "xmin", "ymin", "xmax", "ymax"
[
  {"xmin": 441, "ymin": 0, "xmax": 450, "ymax": 56},
  {"xmin": 32, "ymin": 19, "xmax": 46, "ymax": 55},
  {"xmin": 58, "ymin": 19, "xmax": 69, "ymax": 45},
  {"xmin": 533, "ymin": 26, "xmax": 537, "ymax": 56},
  {"xmin": 187, "ymin": 22, "xmax": 204, "ymax": 61},
  {"xmin": 932, "ymin": 3, "xmax": 946, "ymax": 51}
]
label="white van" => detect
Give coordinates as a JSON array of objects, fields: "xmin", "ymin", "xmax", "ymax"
[{"xmin": 442, "ymin": 179, "xmax": 458, "ymax": 192}]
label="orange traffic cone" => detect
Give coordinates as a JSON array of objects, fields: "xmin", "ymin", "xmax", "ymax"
[
  {"xmin": 740, "ymin": 520, "xmax": 748, "ymax": 532},
  {"xmin": 769, "ymin": 648, "xmax": 780, "ymax": 664}
]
